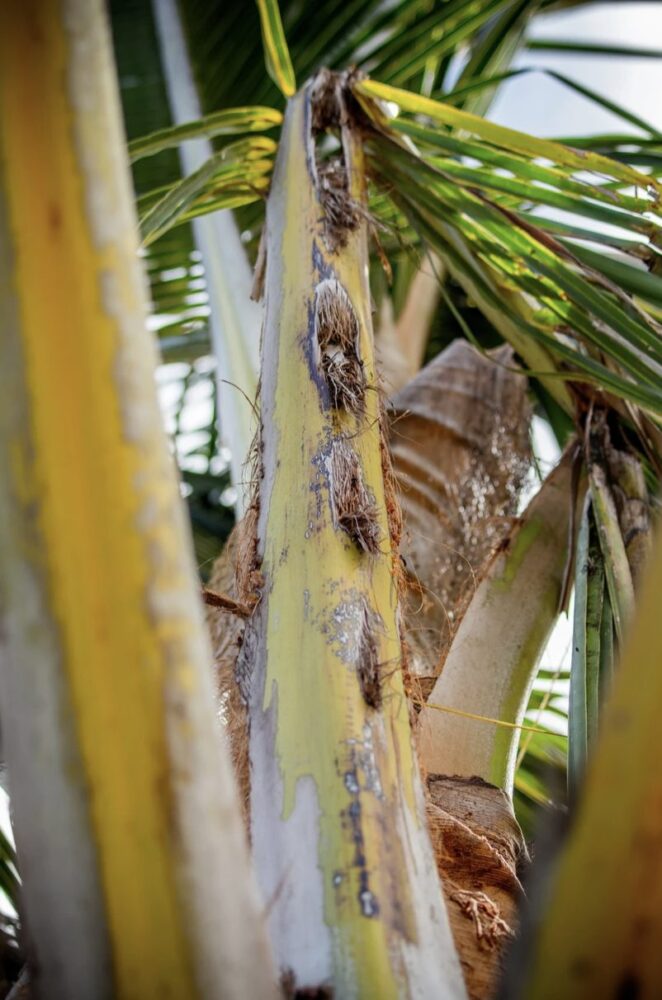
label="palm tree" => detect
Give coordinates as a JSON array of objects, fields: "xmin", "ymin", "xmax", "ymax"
[{"xmin": 0, "ymin": 0, "xmax": 660, "ymax": 996}]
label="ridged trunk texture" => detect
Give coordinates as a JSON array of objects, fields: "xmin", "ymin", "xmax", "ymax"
[{"xmin": 389, "ymin": 339, "xmax": 531, "ymax": 696}]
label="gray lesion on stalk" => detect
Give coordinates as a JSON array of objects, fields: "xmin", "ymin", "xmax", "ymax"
[
  {"xmin": 345, "ymin": 722, "xmax": 385, "ymax": 799},
  {"xmin": 340, "ymin": 741, "xmax": 382, "ymax": 920},
  {"xmin": 319, "ymin": 589, "xmax": 384, "ymax": 709},
  {"xmin": 321, "ymin": 589, "xmax": 371, "ymax": 662}
]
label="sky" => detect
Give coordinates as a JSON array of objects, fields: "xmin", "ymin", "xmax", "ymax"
[{"xmin": 492, "ymin": 2, "xmax": 662, "ymax": 136}]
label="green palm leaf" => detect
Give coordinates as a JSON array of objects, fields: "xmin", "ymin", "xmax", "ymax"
[
  {"xmin": 255, "ymin": 0, "xmax": 296, "ymax": 97},
  {"xmin": 128, "ymin": 105, "xmax": 283, "ymax": 162},
  {"xmin": 353, "ymin": 78, "xmax": 662, "ymax": 424}
]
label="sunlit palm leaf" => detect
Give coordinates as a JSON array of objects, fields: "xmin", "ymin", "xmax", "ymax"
[
  {"xmin": 353, "ymin": 78, "xmax": 662, "ymax": 424},
  {"xmin": 255, "ymin": 0, "xmax": 296, "ymax": 96},
  {"xmin": 128, "ymin": 105, "xmax": 282, "ymax": 162},
  {"xmin": 139, "ymin": 137, "xmax": 276, "ymax": 244}
]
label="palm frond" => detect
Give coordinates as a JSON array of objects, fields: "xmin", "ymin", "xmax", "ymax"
[
  {"xmin": 128, "ymin": 105, "xmax": 282, "ymax": 162},
  {"xmin": 255, "ymin": 0, "xmax": 296, "ymax": 96},
  {"xmin": 568, "ymin": 496, "xmax": 604, "ymax": 802},
  {"xmin": 139, "ymin": 136, "xmax": 276, "ymax": 245},
  {"xmin": 111, "ymin": 0, "xmax": 209, "ymax": 361},
  {"xmin": 354, "ymin": 78, "xmax": 662, "ymax": 426},
  {"xmin": 442, "ymin": 65, "xmax": 660, "ymax": 137},
  {"xmin": 449, "ymin": 0, "xmax": 537, "ymax": 116},
  {"xmin": 0, "ymin": 825, "xmax": 19, "ymax": 915},
  {"xmin": 525, "ymin": 38, "xmax": 662, "ymax": 59},
  {"xmin": 177, "ymin": 0, "xmax": 543, "ymax": 114}
]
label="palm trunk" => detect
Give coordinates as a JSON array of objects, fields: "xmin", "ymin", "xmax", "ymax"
[
  {"xmin": 389, "ymin": 338, "xmax": 532, "ymax": 693},
  {"xmin": 0, "ymin": 2, "xmax": 274, "ymax": 996},
  {"xmin": 242, "ymin": 73, "xmax": 466, "ymax": 997}
]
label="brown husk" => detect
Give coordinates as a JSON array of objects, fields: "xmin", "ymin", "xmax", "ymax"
[
  {"xmin": 205, "ymin": 524, "xmax": 250, "ymax": 822},
  {"xmin": 427, "ymin": 775, "xmax": 528, "ymax": 1000}
]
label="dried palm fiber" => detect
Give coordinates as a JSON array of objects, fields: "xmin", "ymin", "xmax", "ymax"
[
  {"xmin": 310, "ymin": 68, "xmax": 361, "ymax": 254},
  {"xmin": 426, "ymin": 776, "xmax": 528, "ymax": 1000},
  {"xmin": 328, "ymin": 438, "xmax": 380, "ymax": 554},
  {"xmin": 389, "ymin": 339, "xmax": 531, "ymax": 698},
  {"xmin": 314, "ymin": 278, "xmax": 366, "ymax": 415},
  {"xmin": 204, "ymin": 526, "xmax": 250, "ymax": 824}
]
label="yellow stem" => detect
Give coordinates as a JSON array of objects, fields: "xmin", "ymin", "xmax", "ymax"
[{"xmin": 0, "ymin": 3, "xmax": 274, "ymax": 997}]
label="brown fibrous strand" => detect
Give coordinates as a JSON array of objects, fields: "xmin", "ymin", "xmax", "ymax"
[
  {"xmin": 201, "ymin": 587, "xmax": 252, "ymax": 618},
  {"xmin": 234, "ymin": 428, "xmax": 264, "ymax": 603},
  {"xmin": 310, "ymin": 69, "xmax": 361, "ymax": 250},
  {"xmin": 357, "ymin": 597, "xmax": 382, "ymax": 708},
  {"xmin": 317, "ymin": 158, "xmax": 361, "ymax": 250},
  {"xmin": 330, "ymin": 439, "xmax": 380, "ymax": 554},
  {"xmin": 315, "ymin": 278, "xmax": 366, "ymax": 415}
]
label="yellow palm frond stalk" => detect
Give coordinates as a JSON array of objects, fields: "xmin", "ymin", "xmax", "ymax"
[
  {"xmin": 0, "ymin": 2, "xmax": 274, "ymax": 997},
  {"xmin": 241, "ymin": 70, "xmax": 466, "ymax": 997}
]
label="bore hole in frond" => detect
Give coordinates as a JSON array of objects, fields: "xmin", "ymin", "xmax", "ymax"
[
  {"xmin": 314, "ymin": 278, "xmax": 366, "ymax": 414},
  {"xmin": 329, "ymin": 438, "xmax": 380, "ymax": 554},
  {"xmin": 310, "ymin": 69, "xmax": 361, "ymax": 250},
  {"xmin": 357, "ymin": 596, "xmax": 382, "ymax": 709}
]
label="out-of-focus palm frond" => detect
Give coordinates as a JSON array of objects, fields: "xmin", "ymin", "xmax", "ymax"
[{"xmin": 111, "ymin": 0, "xmax": 206, "ymax": 358}]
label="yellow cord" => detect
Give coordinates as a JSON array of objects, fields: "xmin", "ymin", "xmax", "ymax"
[{"xmin": 415, "ymin": 699, "xmax": 566, "ymax": 738}]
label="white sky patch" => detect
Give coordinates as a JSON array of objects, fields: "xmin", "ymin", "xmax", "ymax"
[{"xmin": 491, "ymin": 3, "xmax": 662, "ymax": 136}]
